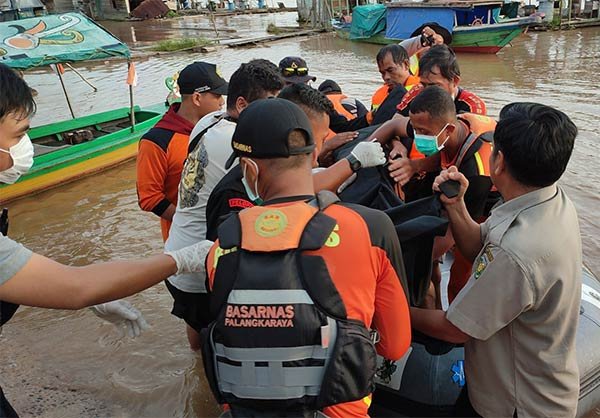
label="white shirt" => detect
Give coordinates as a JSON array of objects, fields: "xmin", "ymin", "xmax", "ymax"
[{"xmin": 165, "ymin": 110, "xmax": 236, "ymax": 293}]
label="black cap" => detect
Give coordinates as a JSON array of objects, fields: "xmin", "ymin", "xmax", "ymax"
[
  {"xmin": 177, "ymin": 62, "xmax": 228, "ymax": 95},
  {"xmin": 225, "ymin": 98, "xmax": 315, "ymax": 169},
  {"xmin": 318, "ymin": 79, "xmax": 342, "ymax": 94},
  {"xmin": 278, "ymin": 56, "xmax": 317, "ymax": 84},
  {"xmin": 410, "ymin": 22, "xmax": 453, "ymax": 45}
]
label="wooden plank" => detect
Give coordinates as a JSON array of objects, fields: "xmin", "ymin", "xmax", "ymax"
[{"xmin": 224, "ymin": 29, "xmax": 324, "ymax": 47}]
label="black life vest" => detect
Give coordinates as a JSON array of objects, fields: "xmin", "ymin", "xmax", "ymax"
[
  {"xmin": 201, "ymin": 191, "xmax": 376, "ymax": 415},
  {"xmin": 0, "ymin": 208, "xmax": 19, "ymax": 328}
]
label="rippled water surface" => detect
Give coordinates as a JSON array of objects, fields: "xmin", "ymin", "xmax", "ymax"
[{"xmin": 1, "ymin": 16, "xmax": 599, "ymax": 416}]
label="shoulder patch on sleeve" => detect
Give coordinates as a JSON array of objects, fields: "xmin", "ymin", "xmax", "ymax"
[
  {"xmin": 396, "ymin": 84, "xmax": 423, "ymax": 113},
  {"xmin": 141, "ymin": 128, "xmax": 175, "ymax": 152},
  {"xmin": 457, "ymin": 90, "xmax": 487, "ymax": 116}
]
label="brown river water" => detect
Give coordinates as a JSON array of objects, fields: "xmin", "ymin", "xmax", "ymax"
[{"xmin": 1, "ymin": 13, "xmax": 599, "ymax": 417}]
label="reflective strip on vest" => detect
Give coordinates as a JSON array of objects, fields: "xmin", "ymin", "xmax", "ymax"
[
  {"xmin": 474, "ymin": 151, "xmax": 485, "ymax": 175},
  {"xmin": 219, "ymin": 379, "xmax": 321, "ymax": 400},
  {"xmin": 219, "ymin": 363, "xmax": 325, "ymax": 391},
  {"xmin": 228, "ymin": 289, "xmax": 313, "ymax": 305},
  {"xmin": 214, "ymin": 317, "xmax": 338, "ymax": 400},
  {"xmin": 215, "ymin": 344, "xmax": 329, "ymax": 361}
]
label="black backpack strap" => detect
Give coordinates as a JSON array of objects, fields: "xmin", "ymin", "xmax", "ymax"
[
  {"xmin": 455, "ymin": 133, "xmax": 481, "ymax": 169},
  {"xmin": 187, "ymin": 114, "xmax": 226, "ymax": 155},
  {"xmin": 300, "ymin": 191, "xmax": 340, "ymax": 251},
  {"xmin": 315, "ymin": 190, "xmax": 340, "ymax": 210},
  {"xmin": 216, "ymin": 212, "xmax": 242, "ymax": 249}
]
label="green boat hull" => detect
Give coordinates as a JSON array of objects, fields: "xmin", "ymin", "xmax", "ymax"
[
  {"xmin": 335, "ymin": 24, "xmax": 524, "ymax": 53},
  {"xmin": 0, "ymin": 103, "xmax": 166, "ymax": 203}
]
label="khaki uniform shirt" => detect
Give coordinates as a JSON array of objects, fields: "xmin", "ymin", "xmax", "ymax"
[{"xmin": 446, "ymin": 185, "xmax": 582, "ymax": 417}]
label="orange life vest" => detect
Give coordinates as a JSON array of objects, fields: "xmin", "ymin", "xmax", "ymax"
[
  {"xmin": 327, "ymin": 93, "xmax": 358, "ymax": 121},
  {"xmin": 371, "ymin": 76, "xmax": 420, "ymax": 114},
  {"xmin": 409, "ymin": 113, "xmax": 496, "ymax": 162},
  {"xmin": 370, "ymin": 85, "xmax": 389, "ymax": 113}
]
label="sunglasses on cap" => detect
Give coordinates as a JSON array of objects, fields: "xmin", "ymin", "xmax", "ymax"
[{"xmin": 282, "ymin": 67, "xmax": 309, "ymax": 77}]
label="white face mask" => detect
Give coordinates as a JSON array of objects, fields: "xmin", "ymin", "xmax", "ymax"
[{"xmin": 0, "ymin": 134, "xmax": 34, "ymax": 184}]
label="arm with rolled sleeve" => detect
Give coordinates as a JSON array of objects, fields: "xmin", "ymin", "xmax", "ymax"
[{"xmin": 446, "ymin": 247, "xmax": 535, "ymax": 340}]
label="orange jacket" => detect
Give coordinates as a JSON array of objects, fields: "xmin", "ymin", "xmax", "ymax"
[
  {"xmin": 136, "ymin": 104, "xmax": 194, "ymax": 241},
  {"xmin": 206, "ymin": 199, "xmax": 411, "ymax": 418},
  {"xmin": 327, "ymin": 93, "xmax": 357, "ymax": 120},
  {"xmin": 371, "ymin": 76, "xmax": 420, "ymax": 112}
]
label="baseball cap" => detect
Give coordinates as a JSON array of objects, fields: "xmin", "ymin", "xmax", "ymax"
[
  {"xmin": 177, "ymin": 62, "xmax": 228, "ymax": 95},
  {"xmin": 225, "ymin": 98, "xmax": 315, "ymax": 169},
  {"xmin": 410, "ymin": 22, "xmax": 453, "ymax": 45},
  {"xmin": 278, "ymin": 56, "xmax": 317, "ymax": 84},
  {"xmin": 318, "ymin": 79, "xmax": 342, "ymax": 94}
]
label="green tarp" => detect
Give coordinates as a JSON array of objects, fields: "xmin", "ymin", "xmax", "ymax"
[
  {"xmin": 350, "ymin": 4, "xmax": 386, "ymax": 40},
  {"xmin": 0, "ymin": 12, "xmax": 130, "ymax": 69}
]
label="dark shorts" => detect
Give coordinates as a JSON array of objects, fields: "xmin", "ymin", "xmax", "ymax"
[{"xmin": 164, "ymin": 280, "xmax": 212, "ymax": 333}]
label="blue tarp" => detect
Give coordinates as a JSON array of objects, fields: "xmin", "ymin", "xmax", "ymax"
[
  {"xmin": 385, "ymin": 7, "xmax": 454, "ymax": 40},
  {"xmin": 350, "ymin": 4, "xmax": 387, "ymax": 40},
  {"xmin": 0, "ymin": 12, "xmax": 130, "ymax": 69}
]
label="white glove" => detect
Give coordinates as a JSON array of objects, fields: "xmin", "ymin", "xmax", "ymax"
[
  {"xmin": 91, "ymin": 300, "xmax": 149, "ymax": 338},
  {"xmin": 350, "ymin": 141, "xmax": 387, "ymax": 168},
  {"xmin": 165, "ymin": 239, "xmax": 214, "ymax": 275}
]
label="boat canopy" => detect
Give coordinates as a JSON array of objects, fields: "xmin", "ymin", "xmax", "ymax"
[
  {"xmin": 350, "ymin": 4, "xmax": 387, "ymax": 40},
  {"xmin": 0, "ymin": 12, "xmax": 130, "ymax": 69}
]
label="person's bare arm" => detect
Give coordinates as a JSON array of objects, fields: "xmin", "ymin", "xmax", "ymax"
[
  {"xmin": 388, "ymin": 153, "xmax": 441, "ymax": 186},
  {"xmin": 313, "ymin": 159, "xmax": 353, "ymax": 192},
  {"xmin": 433, "ymin": 167, "xmax": 483, "ymax": 261},
  {"xmin": 367, "ymin": 117, "xmax": 410, "ymax": 145},
  {"xmin": 0, "ymin": 253, "xmax": 177, "ymax": 309},
  {"xmin": 410, "ymin": 307, "xmax": 470, "ymax": 344},
  {"xmin": 161, "ymin": 204, "xmax": 176, "ymax": 222}
]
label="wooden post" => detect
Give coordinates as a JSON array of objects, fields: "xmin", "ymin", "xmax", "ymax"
[
  {"xmin": 210, "ymin": 10, "xmax": 220, "ymax": 41},
  {"xmin": 128, "ymin": 61, "xmax": 136, "ymax": 132},
  {"xmin": 56, "ymin": 66, "xmax": 75, "ymax": 119},
  {"xmin": 65, "ymin": 63, "xmax": 98, "ymax": 92},
  {"xmin": 124, "ymin": 0, "xmax": 131, "ymax": 14}
]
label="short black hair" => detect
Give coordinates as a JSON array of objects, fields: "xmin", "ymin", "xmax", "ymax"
[
  {"xmin": 0, "ymin": 63, "xmax": 36, "ymax": 121},
  {"xmin": 420, "ymin": 45, "xmax": 460, "ymax": 81},
  {"xmin": 494, "ymin": 103, "xmax": 577, "ymax": 187},
  {"xmin": 376, "ymin": 44, "xmax": 409, "ymax": 65},
  {"xmin": 226, "ymin": 60, "xmax": 284, "ymax": 110},
  {"xmin": 277, "ymin": 83, "xmax": 334, "ymax": 119},
  {"xmin": 409, "ymin": 85, "xmax": 456, "ymax": 121}
]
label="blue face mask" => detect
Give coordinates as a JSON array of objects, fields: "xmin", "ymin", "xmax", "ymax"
[
  {"xmin": 414, "ymin": 123, "xmax": 450, "ymax": 157},
  {"xmin": 241, "ymin": 159, "xmax": 263, "ymax": 205}
]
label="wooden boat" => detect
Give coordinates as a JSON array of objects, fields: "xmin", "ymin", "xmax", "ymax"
[
  {"xmin": 0, "ymin": 13, "xmax": 166, "ymax": 204},
  {"xmin": 335, "ymin": 1, "xmax": 542, "ymax": 54}
]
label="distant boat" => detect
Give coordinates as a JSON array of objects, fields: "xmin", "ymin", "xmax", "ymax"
[
  {"xmin": 0, "ymin": 13, "xmax": 167, "ymax": 204},
  {"xmin": 334, "ymin": 1, "xmax": 542, "ymax": 54}
]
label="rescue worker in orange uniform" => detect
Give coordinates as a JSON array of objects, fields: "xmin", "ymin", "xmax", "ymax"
[
  {"xmin": 368, "ymin": 45, "xmax": 488, "ymax": 198},
  {"xmin": 318, "ymin": 79, "xmax": 368, "ymax": 121},
  {"xmin": 136, "ymin": 62, "xmax": 228, "ymax": 241},
  {"xmin": 202, "ymin": 98, "xmax": 411, "ymax": 418},
  {"xmin": 370, "ymin": 44, "xmax": 421, "ymax": 124},
  {"xmin": 396, "ymin": 86, "xmax": 498, "ymax": 306}
]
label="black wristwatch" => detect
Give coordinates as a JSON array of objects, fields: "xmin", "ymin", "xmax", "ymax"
[{"xmin": 345, "ymin": 154, "xmax": 362, "ymax": 172}]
